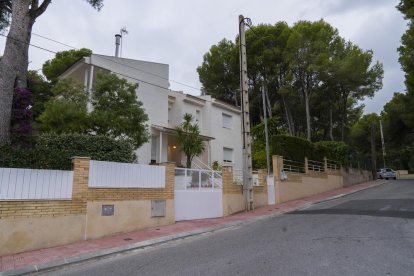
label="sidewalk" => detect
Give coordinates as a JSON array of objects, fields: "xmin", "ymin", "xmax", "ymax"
[{"xmin": 0, "ymin": 179, "xmax": 386, "ymax": 276}]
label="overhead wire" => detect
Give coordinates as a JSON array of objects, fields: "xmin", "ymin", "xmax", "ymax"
[
  {"xmin": 30, "ymin": 32, "xmax": 202, "ymax": 92},
  {"xmin": 0, "ymin": 32, "xmax": 238, "ymax": 107}
]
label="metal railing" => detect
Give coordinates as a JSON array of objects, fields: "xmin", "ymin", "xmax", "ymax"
[
  {"xmin": 232, "ymin": 169, "xmax": 259, "ymax": 186},
  {"xmin": 175, "ymin": 168, "xmax": 222, "ymax": 190},
  {"xmin": 283, "ymin": 159, "xmax": 305, "ymax": 173},
  {"xmin": 326, "ymin": 159, "xmax": 340, "ymax": 171},
  {"xmin": 307, "ymin": 159, "xmax": 325, "ymax": 172}
]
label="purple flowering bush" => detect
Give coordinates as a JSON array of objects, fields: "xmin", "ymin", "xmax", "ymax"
[{"xmin": 11, "ymin": 87, "xmax": 34, "ymax": 146}]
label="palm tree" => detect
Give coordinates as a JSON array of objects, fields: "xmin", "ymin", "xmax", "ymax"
[{"xmin": 175, "ymin": 113, "xmax": 205, "ymax": 168}]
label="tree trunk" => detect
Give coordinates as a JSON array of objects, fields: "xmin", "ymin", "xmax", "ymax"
[
  {"xmin": 264, "ymin": 86, "xmax": 272, "ymax": 118},
  {"xmin": 186, "ymin": 155, "xmax": 192, "ymax": 168},
  {"xmin": 304, "ymin": 91, "xmax": 311, "ymax": 141},
  {"xmin": 340, "ymin": 98, "xmax": 347, "ymax": 142},
  {"xmin": 281, "ymin": 94, "xmax": 294, "ymax": 135},
  {"xmin": 0, "ymin": 0, "xmax": 51, "ymax": 145},
  {"xmin": 329, "ymin": 105, "xmax": 334, "ymax": 141}
]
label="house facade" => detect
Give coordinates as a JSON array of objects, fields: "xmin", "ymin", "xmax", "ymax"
[{"xmin": 60, "ymin": 54, "xmax": 242, "ymax": 170}]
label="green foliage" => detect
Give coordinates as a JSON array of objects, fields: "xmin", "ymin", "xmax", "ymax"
[
  {"xmin": 27, "ymin": 70, "xmax": 53, "ymax": 121},
  {"xmin": 211, "ymin": 161, "xmax": 222, "ymax": 171},
  {"xmin": 252, "ymin": 134, "xmax": 354, "ymax": 169},
  {"xmin": 270, "ymin": 135, "xmax": 314, "ymax": 161},
  {"xmin": 38, "ymin": 78, "xmax": 89, "ymax": 133},
  {"xmin": 313, "ymin": 141, "xmax": 351, "ymax": 165},
  {"xmin": 381, "ymin": 93, "xmax": 413, "ymax": 148},
  {"xmin": 251, "ymin": 116, "xmax": 284, "ymax": 141},
  {"xmin": 197, "ymin": 20, "xmax": 382, "ymax": 142},
  {"xmin": 0, "ymin": 133, "xmax": 136, "ymax": 170},
  {"xmin": 175, "ymin": 113, "xmax": 205, "ymax": 168},
  {"xmin": 42, "ymin": 48, "xmax": 92, "ymax": 84},
  {"xmin": 90, "ymin": 72, "xmax": 149, "ymax": 148},
  {"xmin": 197, "ymin": 39, "xmax": 239, "ymax": 105},
  {"xmin": 38, "ymin": 73, "xmax": 149, "ymax": 149},
  {"xmin": 349, "ymin": 113, "xmax": 381, "ymax": 154}
]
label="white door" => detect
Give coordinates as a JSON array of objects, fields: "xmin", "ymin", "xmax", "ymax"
[{"xmin": 267, "ymin": 175, "xmax": 275, "ymax": 205}]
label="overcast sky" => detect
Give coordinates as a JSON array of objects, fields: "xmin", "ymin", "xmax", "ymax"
[{"xmin": 0, "ymin": 0, "xmax": 407, "ymax": 114}]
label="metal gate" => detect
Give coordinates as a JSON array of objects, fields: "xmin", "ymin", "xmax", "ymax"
[{"xmin": 174, "ymin": 168, "xmax": 223, "ymax": 221}]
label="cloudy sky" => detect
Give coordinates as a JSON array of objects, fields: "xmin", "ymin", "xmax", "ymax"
[{"xmin": 0, "ymin": 0, "xmax": 407, "ymax": 114}]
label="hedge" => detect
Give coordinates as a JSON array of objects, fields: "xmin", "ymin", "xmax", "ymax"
[
  {"xmin": 0, "ymin": 133, "xmax": 137, "ymax": 170},
  {"xmin": 253, "ymin": 134, "xmax": 356, "ymax": 169}
]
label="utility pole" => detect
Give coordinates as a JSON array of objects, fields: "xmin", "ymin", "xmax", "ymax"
[
  {"xmin": 379, "ymin": 119, "xmax": 386, "ymax": 168},
  {"xmin": 370, "ymin": 122, "xmax": 377, "ymax": 179},
  {"xmin": 239, "ymin": 15, "xmax": 253, "ymax": 211},
  {"xmin": 261, "ymin": 82, "xmax": 271, "ymax": 176}
]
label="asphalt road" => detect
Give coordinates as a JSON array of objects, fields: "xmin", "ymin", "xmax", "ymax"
[{"xmin": 44, "ymin": 180, "xmax": 414, "ymax": 276}]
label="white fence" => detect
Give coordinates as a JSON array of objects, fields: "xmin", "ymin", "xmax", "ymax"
[
  {"xmin": 174, "ymin": 168, "xmax": 222, "ymax": 190},
  {"xmin": 0, "ymin": 168, "xmax": 73, "ymax": 200},
  {"xmin": 174, "ymin": 168, "xmax": 223, "ymax": 221},
  {"xmin": 88, "ymin": 160, "xmax": 165, "ymax": 188},
  {"xmin": 233, "ymin": 169, "xmax": 259, "ymax": 186}
]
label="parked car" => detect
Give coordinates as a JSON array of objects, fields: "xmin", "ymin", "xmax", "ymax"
[{"xmin": 377, "ymin": 168, "xmax": 397, "ymax": 180}]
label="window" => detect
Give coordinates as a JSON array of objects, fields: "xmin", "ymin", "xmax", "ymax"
[
  {"xmin": 196, "ymin": 110, "xmax": 201, "ymax": 123},
  {"xmin": 151, "ymin": 137, "xmax": 157, "ymax": 161},
  {"xmin": 223, "ymin": 147, "xmax": 233, "ymax": 163},
  {"xmin": 222, "ymin": 113, "xmax": 232, "ymax": 129}
]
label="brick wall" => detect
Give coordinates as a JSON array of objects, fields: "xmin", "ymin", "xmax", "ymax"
[
  {"xmin": 222, "ymin": 166, "xmax": 244, "ymax": 216},
  {"xmin": 0, "ymin": 200, "xmax": 85, "ymax": 219},
  {"xmin": 87, "ymin": 162, "xmax": 175, "ymax": 201},
  {"xmin": 222, "ymin": 166, "xmax": 243, "ymax": 194},
  {"xmin": 0, "ymin": 158, "xmax": 176, "ymax": 256}
]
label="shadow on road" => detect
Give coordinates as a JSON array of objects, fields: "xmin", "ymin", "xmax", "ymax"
[{"xmin": 290, "ymin": 199, "xmax": 414, "ymax": 219}]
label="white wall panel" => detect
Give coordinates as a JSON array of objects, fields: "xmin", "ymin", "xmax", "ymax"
[
  {"xmin": 0, "ymin": 168, "xmax": 73, "ymax": 200},
  {"xmin": 88, "ymin": 160, "xmax": 165, "ymax": 188},
  {"xmin": 175, "ymin": 190, "xmax": 223, "ymax": 221}
]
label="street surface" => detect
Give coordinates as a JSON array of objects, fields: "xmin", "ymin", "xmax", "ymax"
[{"xmin": 44, "ymin": 180, "xmax": 414, "ymax": 276}]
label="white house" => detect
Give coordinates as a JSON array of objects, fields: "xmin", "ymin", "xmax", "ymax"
[{"xmin": 60, "ymin": 54, "xmax": 242, "ymax": 170}]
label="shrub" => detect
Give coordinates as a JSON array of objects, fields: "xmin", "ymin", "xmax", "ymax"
[
  {"xmin": 313, "ymin": 141, "xmax": 351, "ymax": 165},
  {"xmin": 252, "ymin": 135, "xmax": 358, "ymax": 169},
  {"xmin": 0, "ymin": 133, "xmax": 136, "ymax": 170},
  {"xmin": 270, "ymin": 135, "xmax": 314, "ymax": 162}
]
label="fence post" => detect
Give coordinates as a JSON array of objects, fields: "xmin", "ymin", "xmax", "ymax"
[
  {"xmin": 304, "ymin": 157, "xmax": 309, "ymax": 174},
  {"xmin": 324, "ymin": 157, "xmax": 328, "ymax": 173}
]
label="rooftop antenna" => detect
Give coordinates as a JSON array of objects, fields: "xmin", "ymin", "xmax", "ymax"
[{"xmin": 115, "ymin": 27, "xmax": 128, "ymax": 57}]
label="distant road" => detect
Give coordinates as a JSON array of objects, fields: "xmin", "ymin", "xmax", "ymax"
[{"xmin": 47, "ymin": 180, "xmax": 414, "ymax": 276}]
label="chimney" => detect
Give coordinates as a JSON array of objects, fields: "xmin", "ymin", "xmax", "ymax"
[{"xmin": 115, "ymin": 34, "xmax": 121, "ymax": 57}]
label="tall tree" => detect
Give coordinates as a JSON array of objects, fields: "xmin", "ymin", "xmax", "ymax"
[
  {"xmin": 286, "ymin": 20, "xmax": 339, "ymax": 141},
  {"xmin": 0, "ymin": 0, "xmax": 103, "ymax": 144},
  {"xmin": 197, "ymin": 20, "xmax": 382, "ymax": 142},
  {"xmin": 197, "ymin": 39, "xmax": 239, "ymax": 105},
  {"xmin": 397, "ymin": 0, "xmax": 414, "ymax": 94},
  {"xmin": 175, "ymin": 113, "xmax": 205, "ymax": 168}
]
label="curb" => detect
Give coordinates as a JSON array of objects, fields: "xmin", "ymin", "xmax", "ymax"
[{"xmin": 0, "ymin": 180, "xmax": 387, "ymax": 276}]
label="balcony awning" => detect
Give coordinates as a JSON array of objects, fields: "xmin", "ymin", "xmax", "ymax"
[{"xmin": 151, "ymin": 124, "xmax": 215, "ymax": 141}]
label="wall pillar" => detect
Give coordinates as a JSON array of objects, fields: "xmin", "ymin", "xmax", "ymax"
[
  {"xmin": 221, "ymin": 165, "xmax": 233, "ymax": 195},
  {"xmin": 71, "ymin": 156, "xmax": 90, "ymax": 202},
  {"xmin": 304, "ymin": 157, "xmax": 309, "ymax": 174},
  {"xmin": 160, "ymin": 162, "xmax": 175, "ymax": 201},
  {"xmin": 272, "ymin": 155, "xmax": 283, "ymax": 204}
]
